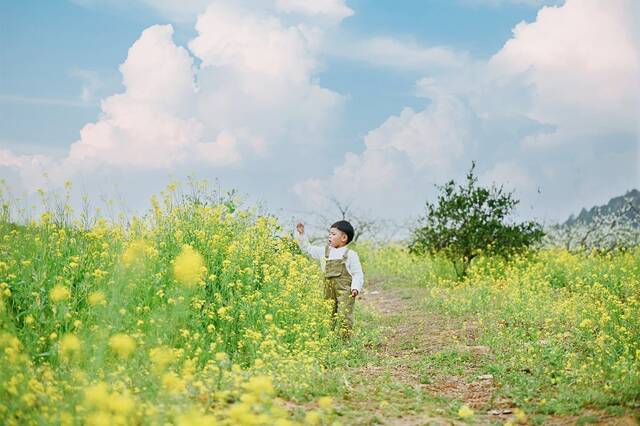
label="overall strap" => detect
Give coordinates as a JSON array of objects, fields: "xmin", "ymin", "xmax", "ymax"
[
  {"xmin": 341, "ymin": 248, "xmax": 349, "ymax": 261},
  {"xmin": 324, "ymin": 244, "xmax": 330, "ymax": 259}
]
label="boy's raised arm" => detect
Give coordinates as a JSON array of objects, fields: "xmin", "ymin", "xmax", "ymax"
[{"xmin": 295, "ymin": 223, "xmax": 325, "ymax": 260}]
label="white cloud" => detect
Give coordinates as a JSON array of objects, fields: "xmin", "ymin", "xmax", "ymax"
[
  {"xmin": 275, "ymin": 0, "xmax": 353, "ymax": 22},
  {"xmin": 295, "ymin": 0, "xmax": 639, "ymax": 223},
  {"xmin": 190, "ymin": 3, "xmax": 317, "ymax": 85},
  {"xmin": 3, "ymin": 1, "xmax": 345, "ymax": 196},
  {"xmin": 188, "ymin": 2, "xmax": 343, "ymax": 149},
  {"xmin": 295, "ymin": 96, "xmax": 476, "ymax": 216},
  {"xmin": 490, "ymin": 0, "xmax": 639, "ymax": 134},
  {"xmin": 363, "ymin": 98, "xmax": 473, "ymax": 171},
  {"xmin": 67, "ymin": 24, "xmax": 205, "ymax": 169},
  {"xmin": 337, "ymin": 37, "xmax": 469, "ymax": 71},
  {"xmin": 480, "ymin": 161, "xmax": 536, "ymax": 194}
]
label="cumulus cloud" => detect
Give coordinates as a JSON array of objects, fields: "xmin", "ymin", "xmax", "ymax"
[
  {"xmin": 295, "ymin": 96, "xmax": 477, "ymax": 216},
  {"xmin": 295, "ymin": 0, "xmax": 639, "ymax": 223},
  {"xmin": 490, "ymin": 0, "xmax": 639, "ymax": 134},
  {"xmin": 67, "ymin": 25, "xmax": 205, "ymax": 169},
  {"xmin": 2, "ymin": 1, "xmax": 345, "ymax": 194}
]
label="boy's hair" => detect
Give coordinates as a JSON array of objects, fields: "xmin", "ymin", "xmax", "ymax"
[{"xmin": 331, "ymin": 220, "xmax": 355, "ymax": 244}]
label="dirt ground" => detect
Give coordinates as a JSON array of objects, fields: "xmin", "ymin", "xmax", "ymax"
[{"xmin": 335, "ymin": 278, "xmax": 639, "ymax": 426}]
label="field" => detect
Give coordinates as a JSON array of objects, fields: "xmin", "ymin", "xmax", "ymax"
[{"xmin": 1, "ymin": 185, "xmax": 639, "ymax": 425}]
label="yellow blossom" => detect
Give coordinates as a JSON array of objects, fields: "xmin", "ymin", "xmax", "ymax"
[
  {"xmin": 173, "ymin": 245, "xmax": 205, "ymax": 286},
  {"xmin": 50, "ymin": 285, "xmax": 70, "ymax": 303},
  {"xmin": 122, "ymin": 240, "xmax": 152, "ymax": 268},
  {"xmin": 514, "ymin": 408, "xmax": 527, "ymax": 423},
  {"xmin": 84, "ymin": 382, "xmax": 110, "ymax": 409},
  {"xmin": 458, "ymin": 405, "xmax": 474, "ymax": 419},
  {"xmin": 305, "ymin": 411, "xmax": 321, "ymax": 425},
  {"xmin": 88, "ymin": 291, "xmax": 106, "ymax": 306},
  {"xmin": 59, "ymin": 334, "xmax": 81, "ymax": 359},
  {"xmin": 150, "ymin": 346, "xmax": 175, "ymax": 373},
  {"xmin": 318, "ymin": 396, "xmax": 333, "ymax": 409},
  {"xmin": 108, "ymin": 333, "xmax": 136, "ymax": 358},
  {"xmin": 243, "ymin": 375, "xmax": 274, "ymax": 397},
  {"xmin": 161, "ymin": 372, "xmax": 186, "ymax": 394},
  {"xmin": 177, "ymin": 409, "xmax": 217, "ymax": 426},
  {"xmin": 108, "ymin": 392, "xmax": 134, "ymax": 415}
]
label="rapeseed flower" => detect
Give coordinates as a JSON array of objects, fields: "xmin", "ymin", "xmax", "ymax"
[
  {"xmin": 305, "ymin": 411, "xmax": 321, "ymax": 425},
  {"xmin": 108, "ymin": 333, "xmax": 136, "ymax": 358},
  {"xmin": 108, "ymin": 392, "xmax": 134, "ymax": 415},
  {"xmin": 318, "ymin": 396, "xmax": 333, "ymax": 409},
  {"xmin": 458, "ymin": 405, "xmax": 474, "ymax": 419},
  {"xmin": 50, "ymin": 285, "xmax": 70, "ymax": 303},
  {"xmin": 84, "ymin": 382, "xmax": 110, "ymax": 409},
  {"xmin": 59, "ymin": 334, "xmax": 81, "ymax": 360},
  {"xmin": 176, "ymin": 408, "xmax": 217, "ymax": 426},
  {"xmin": 514, "ymin": 408, "xmax": 527, "ymax": 423},
  {"xmin": 122, "ymin": 240, "xmax": 152, "ymax": 269},
  {"xmin": 173, "ymin": 245, "xmax": 205, "ymax": 286},
  {"xmin": 88, "ymin": 291, "xmax": 106, "ymax": 306},
  {"xmin": 161, "ymin": 372, "xmax": 186, "ymax": 394},
  {"xmin": 149, "ymin": 346, "xmax": 175, "ymax": 373},
  {"xmin": 243, "ymin": 375, "xmax": 274, "ymax": 398}
]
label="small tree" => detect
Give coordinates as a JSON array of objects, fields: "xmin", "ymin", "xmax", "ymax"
[{"xmin": 409, "ymin": 161, "xmax": 544, "ymax": 278}]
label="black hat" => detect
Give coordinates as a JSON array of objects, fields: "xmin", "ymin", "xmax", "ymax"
[{"xmin": 331, "ymin": 220, "xmax": 355, "ymax": 244}]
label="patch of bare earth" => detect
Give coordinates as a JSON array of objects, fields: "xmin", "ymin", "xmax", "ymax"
[
  {"xmin": 340, "ymin": 278, "xmax": 640, "ymax": 426},
  {"xmin": 337, "ymin": 277, "xmax": 511, "ymax": 425}
]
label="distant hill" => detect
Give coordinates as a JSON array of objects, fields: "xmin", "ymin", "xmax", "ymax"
[{"xmin": 564, "ymin": 188, "xmax": 640, "ymax": 227}]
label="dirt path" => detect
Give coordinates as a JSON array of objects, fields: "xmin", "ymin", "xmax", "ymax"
[
  {"xmin": 334, "ymin": 278, "xmax": 639, "ymax": 426},
  {"xmin": 334, "ymin": 277, "xmax": 513, "ymax": 425}
]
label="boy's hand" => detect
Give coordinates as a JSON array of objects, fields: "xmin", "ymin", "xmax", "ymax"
[
  {"xmin": 296, "ymin": 222, "xmax": 305, "ymax": 234},
  {"xmin": 351, "ymin": 289, "xmax": 359, "ymax": 298}
]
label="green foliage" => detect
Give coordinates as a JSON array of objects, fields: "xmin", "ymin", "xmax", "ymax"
[{"xmin": 409, "ymin": 161, "xmax": 544, "ymax": 278}]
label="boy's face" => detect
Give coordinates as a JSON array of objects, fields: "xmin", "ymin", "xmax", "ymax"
[{"xmin": 328, "ymin": 227, "xmax": 348, "ymax": 248}]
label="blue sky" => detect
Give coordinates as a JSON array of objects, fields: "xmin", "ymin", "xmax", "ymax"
[
  {"xmin": 1, "ymin": 0, "xmax": 538, "ymax": 152},
  {"xmin": 1, "ymin": 0, "xmax": 638, "ymax": 230}
]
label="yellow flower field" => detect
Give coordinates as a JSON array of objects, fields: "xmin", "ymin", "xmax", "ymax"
[
  {"xmin": 0, "ymin": 184, "xmax": 346, "ymax": 425},
  {"xmin": 2, "ymin": 182, "xmax": 638, "ymax": 423}
]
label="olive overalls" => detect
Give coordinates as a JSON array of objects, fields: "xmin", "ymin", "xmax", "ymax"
[{"xmin": 323, "ymin": 245, "xmax": 355, "ymax": 338}]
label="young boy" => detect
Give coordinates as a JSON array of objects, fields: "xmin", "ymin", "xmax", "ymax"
[{"xmin": 295, "ymin": 220, "xmax": 364, "ymax": 338}]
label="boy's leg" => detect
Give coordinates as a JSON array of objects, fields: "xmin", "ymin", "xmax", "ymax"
[
  {"xmin": 324, "ymin": 280, "xmax": 338, "ymax": 330},
  {"xmin": 336, "ymin": 290, "xmax": 355, "ymax": 339}
]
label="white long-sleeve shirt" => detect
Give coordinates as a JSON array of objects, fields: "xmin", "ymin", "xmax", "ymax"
[{"xmin": 295, "ymin": 233, "xmax": 364, "ymax": 293}]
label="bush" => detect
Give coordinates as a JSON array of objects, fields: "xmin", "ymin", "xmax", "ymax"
[{"xmin": 409, "ymin": 161, "xmax": 544, "ymax": 278}]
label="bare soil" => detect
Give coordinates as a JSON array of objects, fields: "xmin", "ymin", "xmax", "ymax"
[{"xmin": 336, "ymin": 278, "xmax": 639, "ymax": 426}]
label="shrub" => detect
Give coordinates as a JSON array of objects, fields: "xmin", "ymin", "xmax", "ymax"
[{"xmin": 409, "ymin": 161, "xmax": 544, "ymax": 278}]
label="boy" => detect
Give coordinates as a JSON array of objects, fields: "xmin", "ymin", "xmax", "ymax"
[{"xmin": 295, "ymin": 220, "xmax": 364, "ymax": 338}]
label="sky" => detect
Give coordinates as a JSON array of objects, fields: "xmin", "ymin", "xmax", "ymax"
[{"xmin": 1, "ymin": 0, "xmax": 638, "ymax": 232}]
